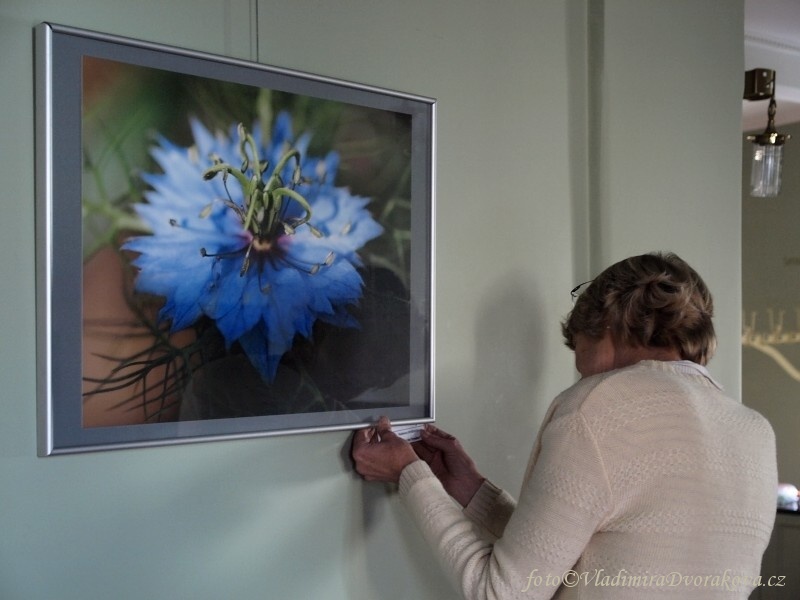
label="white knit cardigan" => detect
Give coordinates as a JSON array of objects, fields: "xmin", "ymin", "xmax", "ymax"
[{"xmin": 399, "ymin": 361, "xmax": 778, "ymax": 599}]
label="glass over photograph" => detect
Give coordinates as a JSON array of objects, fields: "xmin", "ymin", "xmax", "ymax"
[{"xmin": 36, "ymin": 23, "xmax": 435, "ymax": 453}]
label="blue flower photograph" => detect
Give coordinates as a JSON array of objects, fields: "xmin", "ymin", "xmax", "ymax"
[{"xmin": 79, "ymin": 56, "xmax": 420, "ymax": 428}]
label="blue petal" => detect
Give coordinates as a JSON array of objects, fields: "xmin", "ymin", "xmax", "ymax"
[{"xmin": 238, "ymin": 323, "xmax": 284, "ymax": 382}]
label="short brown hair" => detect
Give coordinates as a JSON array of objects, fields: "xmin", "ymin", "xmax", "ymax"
[{"xmin": 562, "ymin": 252, "xmax": 716, "ymax": 365}]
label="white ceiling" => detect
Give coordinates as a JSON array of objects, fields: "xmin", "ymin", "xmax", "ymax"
[
  {"xmin": 743, "ymin": 0, "xmax": 800, "ymax": 130},
  {"xmin": 745, "ymin": 0, "xmax": 800, "ymax": 47}
]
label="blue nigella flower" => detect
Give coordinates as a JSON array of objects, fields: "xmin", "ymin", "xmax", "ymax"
[{"xmin": 123, "ymin": 112, "xmax": 384, "ymax": 382}]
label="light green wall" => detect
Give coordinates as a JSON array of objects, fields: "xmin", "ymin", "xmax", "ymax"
[
  {"xmin": 0, "ymin": 1, "xmax": 743, "ymax": 599},
  {"xmin": 593, "ymin": 0, "xmax": 744, "ymax": 393}
]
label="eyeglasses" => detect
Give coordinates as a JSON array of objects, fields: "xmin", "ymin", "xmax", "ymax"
[{"xmin": 570, "ymin": 280, "xmax": 593, "ymax": 304}]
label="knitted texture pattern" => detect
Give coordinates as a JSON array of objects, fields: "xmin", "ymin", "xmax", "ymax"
[{"xmin": 399, "ymin": 361, "xmax": 777, "ymax": 599}]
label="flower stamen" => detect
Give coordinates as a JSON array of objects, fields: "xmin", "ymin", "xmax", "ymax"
[
  {"xmin": 199, "ymin": 246, "xmax": 247, "ymax": 260},
  {"xmin": 279, "ymin": 251, "xmax": 336, "ymax": 275}
]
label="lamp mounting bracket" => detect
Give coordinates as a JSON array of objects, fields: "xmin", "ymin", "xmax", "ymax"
[{"xmin": 744, "ymin": 68, "xmax": 776, "ymax": 101}]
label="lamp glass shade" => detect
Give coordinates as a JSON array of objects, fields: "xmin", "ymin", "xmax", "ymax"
[{"xmin": 750, "ymin": 143, "xmax": 784, "ymax": 197}]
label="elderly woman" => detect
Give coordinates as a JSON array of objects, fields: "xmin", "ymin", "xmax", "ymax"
[{"xmin": 352, "ymin": 252, "xmax": 777, "ymax": 599}]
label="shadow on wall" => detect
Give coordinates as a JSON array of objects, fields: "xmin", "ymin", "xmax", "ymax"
[
  {"xmin": 340, "ymin": 437, "xmax": 458, "ymax": 598},
  {"xmin": 336, "ymin": 274, "xmax": 550, "ymax": 599},
  {"xmin": 470, "ymin": 274, "xmax": 549, "ymax": 488}
]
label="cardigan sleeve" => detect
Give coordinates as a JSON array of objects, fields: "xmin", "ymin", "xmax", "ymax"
[
  {"xmin": 398, "ymin": 410, "xmax": 612, "ymax": 600},
  {"xmin": 463, "ymin": 479, "xmax": 517, "ymax": 540}
]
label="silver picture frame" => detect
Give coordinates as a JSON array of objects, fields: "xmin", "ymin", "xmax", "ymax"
[{"xmin": 35, "ymin": 22, "xmax": 435, "ymax": 455}]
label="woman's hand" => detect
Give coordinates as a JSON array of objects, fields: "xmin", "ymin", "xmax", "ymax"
[
  {"xmin": 351, "ymin": 416, "xmax": 420, "ymax": 483},
  {"xmin": 414, "ymin": 425, "xmax": 486, "ymax": 507}
]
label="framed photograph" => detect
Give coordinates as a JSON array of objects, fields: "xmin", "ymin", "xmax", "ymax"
[{"xmin": 35, "ymin": 23, "xmax": 435, "ymax": 455}]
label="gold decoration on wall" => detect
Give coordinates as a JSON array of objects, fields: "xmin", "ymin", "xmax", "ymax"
[{"xmin": 742, "ymin": 309, "xmax": 800, "ymax": 382}]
